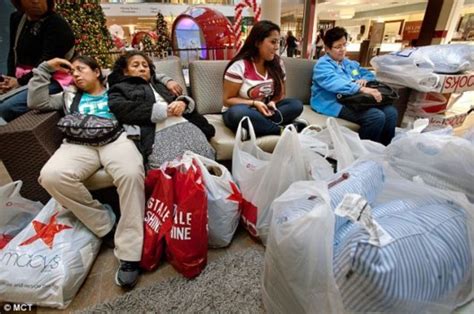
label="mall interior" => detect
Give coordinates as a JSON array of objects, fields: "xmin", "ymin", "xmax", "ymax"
[{"xmin": 1, "ymin": 0, "xmax": 474, "ymax": 313}]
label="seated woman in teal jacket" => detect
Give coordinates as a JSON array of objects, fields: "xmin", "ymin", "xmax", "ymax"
[{"xmin": 310, "ymin": 27, "xmax": 397, "ymax": 145}]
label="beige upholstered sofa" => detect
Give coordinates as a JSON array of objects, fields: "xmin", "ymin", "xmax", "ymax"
[
  {"xmin": 86, "ymin": 56, "xmax": 359, "ymax": 189},
  {"xmin": 0, "ymin": 56, "xmax": 359, "ymax": 201}
]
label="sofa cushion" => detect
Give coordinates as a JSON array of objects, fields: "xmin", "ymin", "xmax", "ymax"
[
  {"xmin": 206, "ymin": 108, "xmax": 359, "ymax": 161},
  {"xmin": 300, "ymin": 105, "xmax": 359, "ymax": 131},
  {"xmin": 84, "ymin": 168, "xmax": 114, "ymax": 191},
  {"xmin": 189, "ymin": 61, "xmax": 227, "ymax": 115},
  {"xmin": 154, "ymin": 57, "xmax": 188, "ymax": 96},
  {"xmin": 205, "ymin": 114, "xmax": 279, "ymax": 161},
  {"xmin": 282, "ymin": 57, "xmax": 317, "ymax": 104}
]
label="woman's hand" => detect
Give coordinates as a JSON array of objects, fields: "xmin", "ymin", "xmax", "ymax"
[
  {"xmin": 360, "ymin": 87, "xmax": 382, "ymax": 103},
  {"xmin": 167, "ymin": 101, "xmax": 186, "ymax": 116},
  {"xmin": 253, "ymin": 100, "xmax": 273, "ymax": 117},
  {"xmin": 355, "ymin": 79, "xmax": 368, "ymax": 87},
  {"xmin": 0, "ymin": 76, "xmax": 19, "ymax": 93},
  {"xmin": 46, "ymin": 58, "xmax": 73, "ymax": 73},
  {"xmin": 267, "ymin": 101, "xmax": 277, "ymax": 112},
  {"xmin": 166, "ymin": 80, "xmax": 183, "ymax": 96}
]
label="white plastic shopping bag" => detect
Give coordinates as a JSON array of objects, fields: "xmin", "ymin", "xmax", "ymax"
[
  {"xmin": 232, "ymin": 117, "xmax": 309, "ymax": 244},
  {"xmin": 187, "ymin": 151, "xmax": 241, "ymax": 248},
  {"xmin": 0, "ymin": 181, "xmax": 43, "ymax": 249},
  {"xmin": 0, "ymin": 198, "xmax": 101, "ymax": 308},
  {"xmin": 300, "ymin": 118, "xmax": 385, "ymax": 172},
  {"xmin": 333, "ymin": 164, "xmax": 474, "ymax": 312},
  {"xmin": 263, "ymin": 181, "xmax": 344, "ymax": 313},
  {"xmin": 385, "ymin": 131, "xmax": 474, "ymax": 202}
]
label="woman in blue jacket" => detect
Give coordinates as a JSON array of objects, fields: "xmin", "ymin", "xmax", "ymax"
[{"xmin": 310, "ymin": 27, "xmax": 397, "ymax": 145}]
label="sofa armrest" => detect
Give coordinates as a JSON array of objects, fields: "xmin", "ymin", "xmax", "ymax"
[{"xmin": 0, "ymin": 110, "xmax": 63, "ymax": 203}]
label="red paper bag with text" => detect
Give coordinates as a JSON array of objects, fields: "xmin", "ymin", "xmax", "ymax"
[
  {"xmin": 140, "ymin": 168, "xmax": 174, "ymax": 271},
  {"xmin": 165, "ymin": 159, "xmax": 208, "ymax": 278}
]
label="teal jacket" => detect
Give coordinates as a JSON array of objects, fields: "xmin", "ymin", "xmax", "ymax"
[{"xmin": 310, "ymin": 54, "xmax": 375, "ymax": 117}]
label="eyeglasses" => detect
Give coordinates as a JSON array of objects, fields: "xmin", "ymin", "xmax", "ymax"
[{"xmin": 331, "ymin": 43, "xmax": 349, "ymax": 51}]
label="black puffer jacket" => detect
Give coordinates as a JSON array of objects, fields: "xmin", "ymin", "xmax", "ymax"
[{"xmin": 108, "ymin": 71, "xmax": 215, "ymax": 160}]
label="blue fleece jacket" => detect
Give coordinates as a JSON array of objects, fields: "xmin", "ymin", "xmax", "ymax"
[{"xmin": 310, "ymin": 54, "xmax": 375, "ymax": 117}]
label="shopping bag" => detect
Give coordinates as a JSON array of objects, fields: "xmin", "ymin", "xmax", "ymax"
[
  {"xmin": 263, "ymin": 181, "xmax": 344, "ymax": 313},
  {"xmin": 385, "ymin": 131, "xmax": 474, "ymax": 202},
  {"xmin": 140, "ymin": 168, "xmax": 175, "ymax": 271},
  {"xmin": 165, "ymin": 156, "xmax": 208, "ymax": 278},
  {"xmin": 0, "ymin": 181, "xmax": 43, "ymax": 249},
  {"xmin": 188, "ymin": 151, "xmax": 240, "ymax": 248},
  {"xmin": 332, "ymin": 169, "xmax": 474, "ymax": 312},
  {"xmin": 0, "ymin": 198, "xmax": 101, "ymax": 308},
  {"xmin": 232, "ymin": 117, "xmax": 309, "ymax": 244}
]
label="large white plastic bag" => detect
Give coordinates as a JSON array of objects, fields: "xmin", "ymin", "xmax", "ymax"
[
  {"xmin": 0, "ymin": 181, "xmax": 43, "ymax": 248},
  {"xmin": 263, "ymin": 181, "xmax": 345, "ymax": 314},
  {"xmin": 333, "ymin": 166, "xmax": 474, "ymax": 312},
  {"xmin": 328, "ymin": 160, "xmax": 385, "ymax": 233},
  {"xmin": 232, "ymin": 117, "xmax": 309, "ymax": 244},
  {"xmin": 385, "ymin": 132, "xmax": 474, "ymax": 202},
  {"xmin": 0, "ymin": 198, "xmax": 101, "ymax": 308},
  {"xmin": 418, "ymin": 44, "xmax": 474, "ymax": 74},
  {"xmin": 301, "ymin": 118, "xmax": 385, "ymax": 171},
  {"xmin": 188, "ymin": 152, "xmax": 240, "ymax": 248},
  {"xmin": 371, "ymin": 49, "xmax": 440, "ymax": 92}
]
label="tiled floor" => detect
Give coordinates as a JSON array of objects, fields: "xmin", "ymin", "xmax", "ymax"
[{"xmin": 0, "ymin": 95, "xmax": 473, "ymax": 312}]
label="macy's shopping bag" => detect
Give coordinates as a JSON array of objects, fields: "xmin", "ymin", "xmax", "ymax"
[
  {"xmin": 187, "ymin": 151, "xmax": 241, "ymax": 248},
  {"xmin": 0, "ymin": 198, "xmax": 101, "ymax": 309},
  {"xmin": 232, "ymin": 117, "xmax": 309, "ymax": 244},
  {"xmin": 165, "ymin": 155, "xmax": 208, "ymax": 278},
  {"xmin": 0, "ymin": 181, "xmax": 43, "ymax": 249},
  {"xmin": 140, "ymin": 168, "xmax": 174, "ymax": 271}
]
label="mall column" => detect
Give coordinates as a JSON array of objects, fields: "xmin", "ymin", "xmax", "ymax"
[
  {"xmin": 417, "ymin": 0, "xmax": 464, "ymax": 45},
  {"xmin": 261, "ymin": 0, "xmax": 281, "ymax": 25}
]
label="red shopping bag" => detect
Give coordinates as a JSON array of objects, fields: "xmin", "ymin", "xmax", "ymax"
[
  {"xmin": 165, "ymin": 160, "xmax": 208, "ymax": 278},
  {"xmin": 140, "ymin": 168, "xmax": 174, "ymax": 271}
]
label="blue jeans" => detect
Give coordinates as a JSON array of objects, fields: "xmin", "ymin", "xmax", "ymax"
[
  {"xmin": 223, "ymin": 98, "xmax": 303, "ymax": 136},
  {"xmin": 0, "ymin": 80, "xmax": 62, "ymax": 122},
  {"xmin": 338, "ymin": 105, "xmax": 398, "ymax": 146}
]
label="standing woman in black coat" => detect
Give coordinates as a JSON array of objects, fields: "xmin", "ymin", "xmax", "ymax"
[{"xmin": 0, "ymin": 0, "xmax": 75, "ymax": 122}]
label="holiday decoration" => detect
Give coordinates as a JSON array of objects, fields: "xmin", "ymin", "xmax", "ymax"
[
  {"xmin": 155, "ymin": 12, "xmax": 172, "ymax": 56},
  {"xmin": 233, "ymin": 0, "xmax": 261, "ymax": 51},
  {"xmin": 56, "ymin": 0, "xmax": 114, "ymax": 67},
  {"xmin": 172, "ymin": 7, "xmax": 235, "ymax": 60}
]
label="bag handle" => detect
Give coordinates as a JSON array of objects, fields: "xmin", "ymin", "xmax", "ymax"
[
  {"xmin": 0, "ymin": 180, "xmax": 23, "ymax": 200},
  {"xmin": 235, "ymin": 116, "xmax": 257, "ymax": 144},
  {"xmin": 327, "ymin": 117, "xmax": 355, "ymax": 171}
]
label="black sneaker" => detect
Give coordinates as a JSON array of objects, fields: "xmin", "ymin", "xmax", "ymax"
[
  {"xmin": 290, "ymin": 118, "xmax": 309, "ymax": 132},
  {"xmin": 115, "ymin": 260, "xmax": 140, "ymax": 288}
]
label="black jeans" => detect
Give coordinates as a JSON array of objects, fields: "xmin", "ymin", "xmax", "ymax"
[{"xmin": 338, "ymin": 105, "xmax": 398, "ymax": 145}]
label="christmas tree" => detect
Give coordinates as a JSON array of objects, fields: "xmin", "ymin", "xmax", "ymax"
[
  {"xmin": 56, "ymin": 0, "xmax": 114, "ymax": 67},
  {"xmin": 141, "ymin": 34, "xmax": 155, "ymax": 54},
  {"xmin": 155, "ymin": 12, "xmax": 172, "ymax": 56}
]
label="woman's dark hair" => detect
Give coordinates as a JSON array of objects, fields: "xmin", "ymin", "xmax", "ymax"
[
  {"xmin": 71, "ymin": 55, "xmax": 105, "ymax": 84},
  {"xmin": 112, "ymin": 50, "xmax": 156, "ymax": 78},
  {"xmin": 323, "ymin": 27, "xmax": 348, "ymax": 48},
  {"xmin": 224, "ymin": 20, "xmax": 284, "ymax": 99},
  {"xmin": 11, "ymin": 0, "xmax": 55, "ymax": 13}
]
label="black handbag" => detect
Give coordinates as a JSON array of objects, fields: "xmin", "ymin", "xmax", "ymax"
[
  {"xmin": 336, "ymin": 81, "xmax": 399, "ymax": 110},
  {"xmin": 57, "ymin": 91, "xmax": 123, "ymax": 146}
]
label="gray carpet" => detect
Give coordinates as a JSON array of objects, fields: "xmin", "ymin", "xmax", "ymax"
[{"xmin": 79, "ymin": 247, "xmax": 265, "ymax": 313}]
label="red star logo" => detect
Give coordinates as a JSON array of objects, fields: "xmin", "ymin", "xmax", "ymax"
[
  {"xmin": 20, "ymin": 213, "xmax": 72, "ymax": 249},
  {"xmin": 226, "ymin": 181, "xmax": 243, "ymax": 203}
]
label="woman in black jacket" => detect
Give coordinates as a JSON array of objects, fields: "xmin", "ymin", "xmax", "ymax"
[
  {"xmin": 0, "ymin": 0, "xmax": 75, "ymax": 122},
  {"xmin": 108, "ymin": 51, "xmax": 215, "ymax": 168}
]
